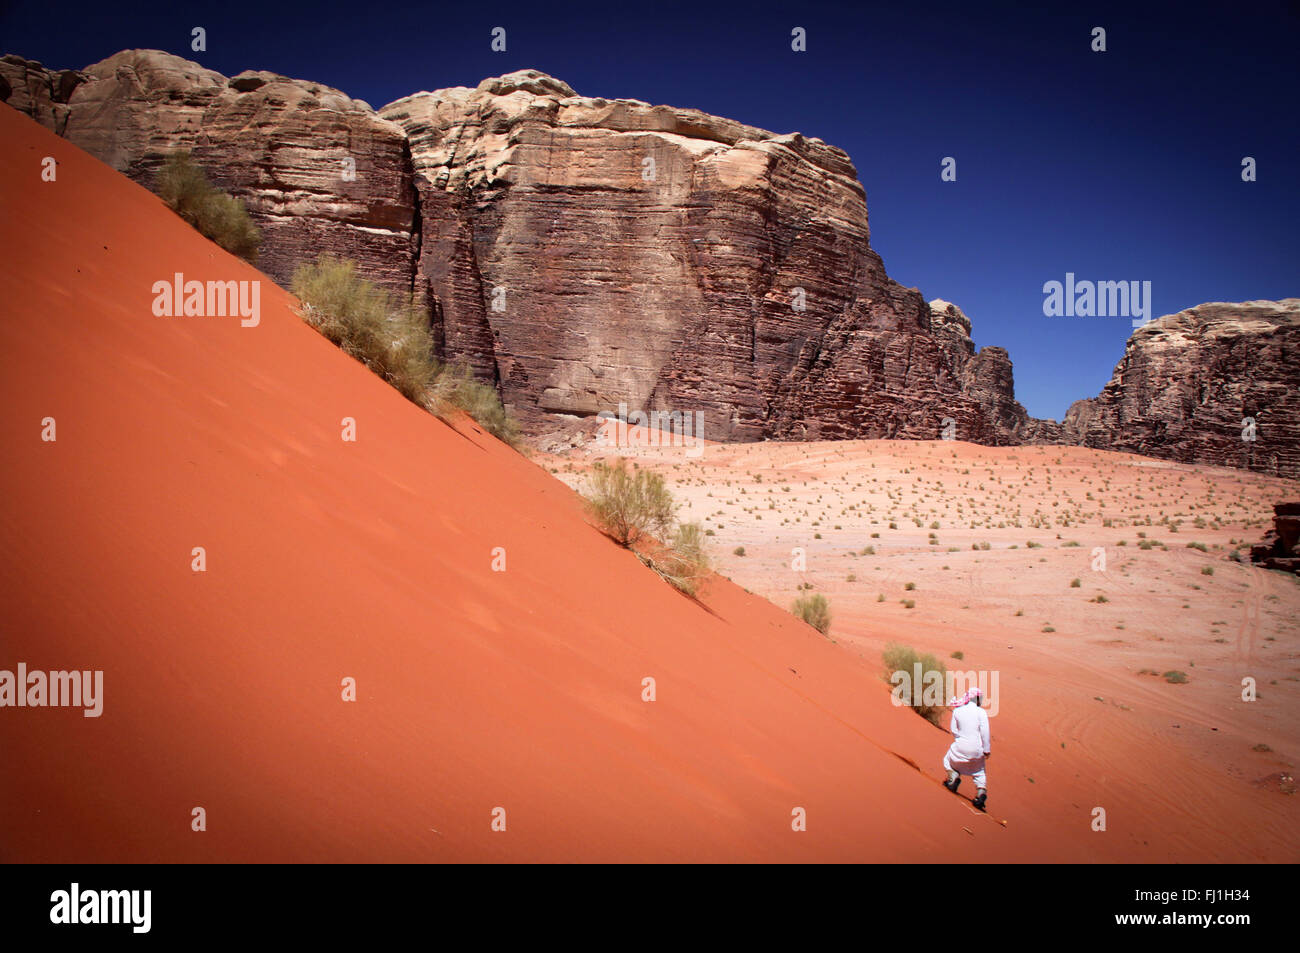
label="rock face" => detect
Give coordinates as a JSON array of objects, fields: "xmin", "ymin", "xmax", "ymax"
[
  {"xmin": 1063, "ymin": 300, "xmax": 1300, "ymax": 478},
  {"xmin": 0, "ymin": 53, "xmax": 1052, "ymax": 443},
  {"xmin": 380, "ymin": 71, "xmax": 1048, "ymax": 440},
  {"xmin": 0, "ymin": 54, "xmax": 87, "ymax": 134},
  {"xmin": 23, "ymin": 52, "xmax": 1294, "ymax": 474},
  {"xmin": 1249, "ymin": 501, "xmax": 1300, "ymax": 575},
  {"xmin": 0, "ymin": 50, "xmax": 417, "ymax": 295}
]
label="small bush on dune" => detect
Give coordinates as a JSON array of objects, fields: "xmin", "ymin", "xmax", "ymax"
[
  {"xmin": 882, "ymin": 642, "xmax": 947, "ymax": 724},
  {"xmin": 643, "ymin": 521, "xmax": 711, "ymax": 597},
  {"xmin": 293, "ymin": 255, "xmax": 436, "ymax": 404},
  {"xmin": 292, "ymin": 255, "xmax": 521, "ymax": 444},
  {"xmin": 428, "ymin": 362, "xmax": 521, "ymax": 446},
  {"xmin": 585, "ymin": 459, "xmax": 710, "ymax": 596},
  {"xmin": 585, "ymin": 458, "xmax": 676, "ymax": 547},
  {"xmin": 157, "ymin": 152, "xmax": 261, "ymax": 262},
  {"xmin": 791, "ymin": 593, "xmax": 832, "ymax": 634}
]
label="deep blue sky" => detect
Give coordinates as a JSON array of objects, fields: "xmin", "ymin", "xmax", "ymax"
[{"xmin": 3, "ymin": 0, "xmax": 1296, "ymax": 419}]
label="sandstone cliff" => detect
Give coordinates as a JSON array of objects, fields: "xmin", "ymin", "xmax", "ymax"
[
  {"xmin": 2, "ymin": 52, "xmax": 1047, "ymax": 444},
  {"xmin": 380, "ymin": 70, "xmax": 1052, "ymax": 441},
  {"xmin": 1063, "ymin": 300, "xmax": 1300, "ymax": 478}
]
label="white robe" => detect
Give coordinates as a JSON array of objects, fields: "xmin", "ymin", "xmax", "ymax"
[{"xmin": 943, "ymin": 701, "xmax": 990, "ymax": 788}]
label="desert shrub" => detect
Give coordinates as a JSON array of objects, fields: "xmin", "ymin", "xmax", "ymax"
[
  {"xmin": 791, "ymin": 593, "xmax": 831, "ymax": 634},
  {"xmin": 882, "ymin": 643, "xmax": 946, "ymax": 724},
  {"xmin": 641, "ymin": 521, "xmax": 711, "ymax": 596},
  {"xmin": 428, "ymin": 362, "xmax": 521, "ymax": 446},
  {"xmin": 1201, "ymin": 565, "xmax": 1214, "ymax": 576},
  {"xmin": 733, "ymin": 546, "xmax": 746, "ymax": 556},
  {"xmin": 157, "ymin": 152, "xmax": 261, "ymax": 262},
  {"xmin": 1163, "ymin": 670, "xmax": 1189, "ymax": 684},
  {"xmin": 293, "ymin": 255, "xmax": 437, "ymax": 403},
  {"xmin": 293, "ymin": 255, "xmax": 520, "ymax": 443},
  {"xmin": 1070, "ymin": 578, "xmax": 1081, "ymax": 588},
  {"xmin": 585, "ymin": 458, "xmax": 676, "ymax": 547}
]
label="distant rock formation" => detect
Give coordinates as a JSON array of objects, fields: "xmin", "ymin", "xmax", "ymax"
[
  {"xmin": 1063, "ymin": 300, "xmax": 1300, "ymax": 478},
  {"xmin": 1248, "ymin": 501, "xmax": 1300, "ymax": 574},
  {"xmin": 379, "ymin": 70, "xmax": 1051, "ymax": 441},
  {"xmin": 2, "ymin": 51, "xmax": 1049, "ymax": 444},
  {"xmin": 12, "ymin": 50, "xmax": 1295, "ymax": 479}
]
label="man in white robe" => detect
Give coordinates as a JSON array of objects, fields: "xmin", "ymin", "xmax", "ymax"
[{"xmin": 942, "ymin": 687, "xmax": 990, "ymax": 809}]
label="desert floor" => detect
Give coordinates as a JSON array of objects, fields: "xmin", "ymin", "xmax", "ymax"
[{"xmin": 550, "ymin": 430, "xmax": 1300, "ymax": 860}]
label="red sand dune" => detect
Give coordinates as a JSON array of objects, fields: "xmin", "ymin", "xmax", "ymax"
[{"xmin": 0, "ymin": 105, "xmax": 1239, "ymax": 862}]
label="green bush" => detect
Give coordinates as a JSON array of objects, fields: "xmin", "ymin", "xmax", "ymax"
[
  {"xmin": 642, "ymin": 521, "xmax": 711, "ymax": 596},
  {"xmin": 791, "ymin": 593, "xmax": 831, "ymax": 634},
  {"xmin": 882, "ymin": 643, "xmax": 946, "ymax": 724},
  {"xmin": 585, "ymin": 458, "xmax": 676, "ymax": 547},
  {"xmin": 733, "ymin": 545, "xmax": 746, "ymax": 556},
  {"xmin": 292, "ymin": 255, "xmax": 520, "ymax": 444},
  {"xmin": 428, "ymin": 362, "xmax": 521, "ymax": 446},
  {"xmin": 585, "ymin": 459, "xmax": 711, "ymax": 596},
  {"xmin": 156, "ymin": 152, "xmax": 261, "ymax": 262},
  {"xmin": 293, "ymin": 255, "xmax": 436, "ymax": 404},
  {"xmin": 1163, "ymin": 670, "xmax": 1189, "ymax": 684}
]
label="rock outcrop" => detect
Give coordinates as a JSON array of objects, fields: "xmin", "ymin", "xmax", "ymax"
[
  {"xmin": 1248, "ymin": 501, "xmax": 1300, "ymax": 574},
  {"xmin": 1063, "ymin": 300, "xmax": 1300, "ymax": 478},
  {"xmin": 24, "ymin": 52, "xmax": 1296, "ymax": 475},
  {"xmin": 1, "ymin": 50, "xmax": 417, "ymax": 295},
  {"xmin": 380, "ymin": 70, "xmax": 1048, "ymax": 440}
]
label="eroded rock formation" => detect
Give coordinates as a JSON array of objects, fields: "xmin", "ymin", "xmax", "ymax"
[
  {"xmin": 380, "ymin": 71, "xmax": 1050, "ymax": 441},
  {"xmin": 1063, "ymin": 300, "xmax": 1300, "ymax": 478},
  {"xmin": 17, "ymin": 51, "xmax": 1294, "ymax": 480},
  {"xmin": 1248, "ymin": 501, "xmax": 1300, "ymax": 574}
]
